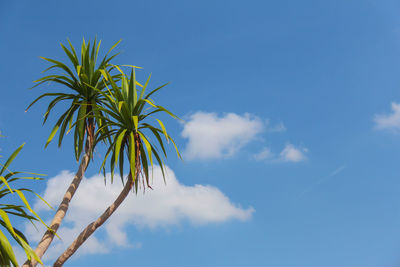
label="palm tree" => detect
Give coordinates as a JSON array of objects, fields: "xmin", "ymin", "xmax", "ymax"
[
  {"xmin": 0, "ymin": 143, "xmax": 49, "ymax": 266},
  {"xmin": 53, "ymin": 67, "xmax": 181, "ymax": 266},
  {"xmin": 23, "ymin": 38, "xmax": 121, "ymax": 267}
]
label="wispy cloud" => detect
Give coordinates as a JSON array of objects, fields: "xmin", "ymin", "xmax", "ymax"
[
  {"xmin": 253, "ymin": 147, "xmax": 273, "ymax": 161},
  {"xmin": 265, "ymin": 120, "xmax": 286, "ymax": 133},
  {"xmin": 254, "ymin": 144, "xmax": 308, "ymax": 163},
  {"xmin": 373, "ymin": 102, "xmax": 400, "ymax": 132}
]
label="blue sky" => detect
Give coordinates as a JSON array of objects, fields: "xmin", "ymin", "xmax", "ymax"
[{"xmin": 2, "ymin": 0, "xmax": 400, "ymax": 266}]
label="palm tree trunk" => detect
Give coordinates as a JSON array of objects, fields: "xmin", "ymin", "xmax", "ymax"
[
  {"xmin": 23, "ymin": 120, "xmax": 95, "ymax": 267},
  {"xmin": 53, "ymin": 173, "xmax": 134, "ymax": 266}
]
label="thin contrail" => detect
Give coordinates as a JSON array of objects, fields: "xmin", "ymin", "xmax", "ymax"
[{"xmin": 297, "ymin": 165, "xmax": 346, "ymax": 198}]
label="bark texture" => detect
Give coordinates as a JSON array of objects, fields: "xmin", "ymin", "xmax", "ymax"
[
  {"xmin": 53, "ymin": 173, "xmax": 135, "ymax": 266},
  {"xmin": 23, "ymin": 118, "xmax": 95, "ymax": 267}
]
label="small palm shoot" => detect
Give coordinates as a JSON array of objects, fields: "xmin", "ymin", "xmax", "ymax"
[{"xmin": 0, "ymin": 144, "xmax": 50, "ymax": 267}]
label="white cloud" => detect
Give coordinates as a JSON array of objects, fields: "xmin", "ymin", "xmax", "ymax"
[
  {"xmin": 373, "ymin": 102, "xmax": 400, "ymax": 132},
  {"xmin": 279, "ymin": 144, "xmax": 308, "ymax": 162},
  {"xmin": 181, "ymin": 112, "xmax": 306, "ymax": 162},
  {"xmin": 253, "ymin": 144, "xmax": 308, "ymax": 163},
  {"xmin": 181, "ymin": 112, "xmax": 263, "ymax": 160},
  {"xmin": 253, "ymin": 147, "xmax": 273, "ymax": 161},
  {"xmin": 26, "ymin": 166, "xmax": 254, "ymax": 263}
]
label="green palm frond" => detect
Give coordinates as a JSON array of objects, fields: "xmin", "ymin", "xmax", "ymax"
[
  {"xmin": 0, "ymin": 144, "xmax": 49, "ymax": 267},
  {"xmin": 26, "ymin": 38, "xmax": 122, "ymax": 160},
  {"xmin": 93, "ymin": 67, "xmax": 181, "ymax": 191}
]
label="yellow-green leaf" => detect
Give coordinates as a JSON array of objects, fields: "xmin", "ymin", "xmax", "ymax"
[
  {"xmin": 45, "ymin": 124, "xmax": 59, "ymax": 148},
  {"xmin": 0, "ymin": 176, "xmax": 13, "ymax": 193},
  {"xmin": 132, "ymin": 116, "xmax": 138, "ymax": 131},
  {"xmin": 114, "ymin": 129, "xmax": 127, "ymax": 166},
  {"xmin": 0, "ymin": 228, "xmax": 18, "ymax": 267},
  {"xmin": 156, "ymin": 119, "xmax": 169, "ymax": 143},
  {"xmin": 129, "ymin": 132, "xmax": 136, "ymax": 180}
]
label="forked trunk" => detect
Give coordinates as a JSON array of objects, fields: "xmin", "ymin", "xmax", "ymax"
[
  {"xmin": 53, "ymin": 172, "xmax": 135, "ymax": 266},
  {"xmin": 23, "ymin": 118, "xmax": 95, "ymax": 267}
]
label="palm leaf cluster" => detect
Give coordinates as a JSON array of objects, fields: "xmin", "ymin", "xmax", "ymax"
[
  {"xmin": 0, "ymin": 144, "xmax": 49, "ymax": 267},
  {"xmin": 93, "ymin": 67, "xmax": 181, "ymax": 191},
  {"xmin": 27, "ymin": 38, "xmax": 122, "ymax": 160}
]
